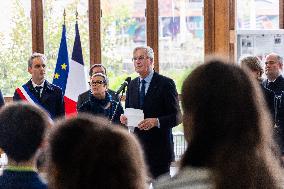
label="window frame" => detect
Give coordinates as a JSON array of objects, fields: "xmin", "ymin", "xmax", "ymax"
[{"xmin": 31, "ymin": 0, "xmax": 284, "ymax": 65}]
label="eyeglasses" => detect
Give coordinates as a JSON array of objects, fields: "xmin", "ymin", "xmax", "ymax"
[
  {"xmin": 89, "ymin": 80, "xmax": 105, "ymax": 86},
  {"xmin": 132, "ymin": 56, "xmax": 149, "ymax": 62}
]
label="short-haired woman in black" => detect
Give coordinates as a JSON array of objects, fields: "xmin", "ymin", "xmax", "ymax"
[{"xmin": 78, "ymin": 73, "xmax": 123, "ymax": 124}]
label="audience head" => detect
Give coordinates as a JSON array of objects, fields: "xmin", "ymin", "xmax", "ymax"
[
  {"xmin": 181, "ymin": 57, "xmax": 282, "ymax": 188},
  {"xmin": 240, "ymin": 55, "xmax": 263, "ymax": 81},
  {"xmin": 0, "ymin": 102, "xmax": 49, "ymax": 163},
  {"xmin": 28, "ymin": 52, "xmax": 47, "ymax": 84},
  {"xmin": 47, "ymin": 114, "xmax": 147, "ymax": 189},
  {"xmin": 265, "ymin": 52, "xmax": 283, "ymax": 81},
  {"xmin": 89, "ymin": 64, "xmax": 107, "ymax": 77},
  {"xmin": 133, "ymin": 46, "xmax": 154, "ymax": 78}
]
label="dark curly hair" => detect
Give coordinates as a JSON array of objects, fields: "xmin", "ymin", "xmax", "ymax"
[{"xmin": 0, "ymin": 102, "xmax": 49, "ymax": 162}]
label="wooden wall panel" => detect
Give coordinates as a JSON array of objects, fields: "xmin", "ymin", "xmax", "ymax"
[
  {"xmin": 89, "ymin": 0, "xmax": 101, "ymax": 66},
  {"xmin": 204, "ymin": 0, "xmax": 215, "ymax": 55},
  {"xmin": 204, "ymin": 0, "xmax": 235, "ymax": 61},
  {"xmin": 146, "ymin": 0, "xmax": 159, "ymax": 72},
  {"xmin": 31, "ymin": 0, "xmax": 44, "ymax": 53},
  {"xmin": 280, "ymin": 0, "xmax": 284, "ymax": 29},
  {"xmin": 229, "ymin": 0, "xmax": 236, "ymax": 61}
]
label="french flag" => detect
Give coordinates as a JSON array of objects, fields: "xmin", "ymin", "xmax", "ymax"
[{"xmin": 64, "ymin": 22, "xmax": 88, "ymax": 115}]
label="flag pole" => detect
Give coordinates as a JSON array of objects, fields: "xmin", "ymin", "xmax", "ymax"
[
  {"xmin": 75, "ymin": 9, "xmax": 78, "ymax": 23},
  {"xmin": 63, "ymin": 9, "xmax": 66, "ymax": 25}
]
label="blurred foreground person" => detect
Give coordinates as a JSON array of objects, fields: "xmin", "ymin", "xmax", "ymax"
[
  {"xmin": 0, "ymin": 102, "xmax": 50, "ymax": 189},
  {"xmin": 47, "ymin": 114, "xmax": 148, "ymax": 189},
  {"xmin": 154, "ymin": 58, "xmax": 284, "ymax": 188}
]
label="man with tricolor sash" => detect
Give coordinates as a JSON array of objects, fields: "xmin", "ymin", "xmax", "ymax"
[{"xmin": 13, "ymin": 53, "xmax": 65, "ymax": 119}]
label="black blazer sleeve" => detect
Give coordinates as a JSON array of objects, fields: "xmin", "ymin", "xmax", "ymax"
[
  {"xmin": 158, "ymin": 79, "xmax": 182, "ymax": 128},
  {"xmin": 77, "ymin": 94, "xmax": 84, "ymax": 110},
  {"xmin": 56, "ymin": 88, "xmax": 65, "ymax": 118},
  {"xmin": 13, "ymin": 90, "xmax": 21, "ymax": 101}
]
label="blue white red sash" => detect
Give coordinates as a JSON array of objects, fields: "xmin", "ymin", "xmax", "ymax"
[
  {"xmin": 15, "ymin": 84, "xmax": 50, "ymax": 117},
  {"xmin": 16, "ymin": 85, "xmax": 41, "ymax": 105}
]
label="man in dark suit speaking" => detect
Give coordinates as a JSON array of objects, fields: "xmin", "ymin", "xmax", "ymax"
[
  {"xmin": 120, "ymin": 46, "xmax": 181, "ymax": 179},
  {"xmin": 13, "ymin": 53, "xmax": 65, "ymax": 119}
]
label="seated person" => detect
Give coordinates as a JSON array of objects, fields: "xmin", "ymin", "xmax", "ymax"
[
  {"xmin": 78, "ymin": 73, "xmax": 123, "ymax": 124},
  {"xmin": 47, "ymin": 114, "xmax": 148, "ymax": 189},
  {"xmin": 154, "ymin": 58, "xmax": 284, "ymax": 188},
  {"xmin": 77, "ymin": 64, "xmax": 118, "ymax": 109},
  {"xmin": 0, "ymin": 102, "xmax": 50, "ymax": 189}
]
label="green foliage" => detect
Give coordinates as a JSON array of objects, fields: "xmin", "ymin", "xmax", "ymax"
[
  {"xmin": 0, "ymin": 0, "xmax": 31, "ymax": 95},
  {"xmin": 161, "ymin": 64, "xmax": 198, "ymax": 93},
  {"xmin": 101, "ymin": 3, "xmax": 136, "ymax": 76}
]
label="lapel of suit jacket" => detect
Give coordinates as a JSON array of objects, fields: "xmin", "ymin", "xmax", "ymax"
[
  {"xmin": 26, "ymin": 80, "xmax": 38, "ymax": 96},
  {"xmin": 144, "ymin": 72, "xmax": 159, "ymax": 104},
  {"xmin": 41, "ymin": 81, "xmax": 53, "ymax": 103}
]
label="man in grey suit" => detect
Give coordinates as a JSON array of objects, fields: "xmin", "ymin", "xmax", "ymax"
[
  {"xmin": 77, "ymin": 64, "xmax": 118, "ymax": 110},
  {"xmin": 120, "ymin": 46, "xmax": 181, "ymax": 179}
]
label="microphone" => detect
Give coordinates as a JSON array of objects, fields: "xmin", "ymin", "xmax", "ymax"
[{"xmin": 115, "ymin": 77, "xmax": 131, "ymax": 95}]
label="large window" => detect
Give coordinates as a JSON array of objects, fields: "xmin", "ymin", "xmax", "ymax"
[
  {"xmin": 237, "ymin": 0, "xmax": 279, "ymax": 29},
  {"xmin": 159, "ymin": 0, "xmax": 204, "ymax": 93},
  {"xmin": 43, "ymin": 0, "xmax": 89, "ymax": 83},
  {"xmin": 0, "ymin": 0, "xmax": 32, "ymax": 96},
  {"xmin": 101, "ymin": 0, "xmax": 146, "ymax": 92}
]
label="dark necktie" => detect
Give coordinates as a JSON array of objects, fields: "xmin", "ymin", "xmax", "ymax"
[
  {"xmin": 35, "ymin": 86, "xmax": 43, "ymax": 98},
  {"xmin": 139, "ymin": 80, "xmax": 146, "ymax": 109}
]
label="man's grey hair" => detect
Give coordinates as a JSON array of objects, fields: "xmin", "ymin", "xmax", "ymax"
[
  {"xmin": 28, "ymin": 52, "xmax": 47, "ymax": 68},
  {"xmin": 133, "ymin": 46, "xmax": 154, "ymax": 61},
  {"xmin": 266, "ymin": 52, "xmax": 283, "ymax": 65},
  {"xmin": 276, "ymin": 54, "xmax": 283, "ymax": 64}
]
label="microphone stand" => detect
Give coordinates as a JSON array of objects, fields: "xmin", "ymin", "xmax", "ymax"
[{"xmin": 109, "ymin": 87, "xmax": 126, "ymax": 125}]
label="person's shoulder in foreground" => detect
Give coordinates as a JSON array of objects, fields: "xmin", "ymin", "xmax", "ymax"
[{"xmin": 154, "ymin": 167, "xmax": 212, "ymax": 189}]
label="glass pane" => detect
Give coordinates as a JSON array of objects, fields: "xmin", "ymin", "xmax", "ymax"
[
  {"xmin": 159, "ymin": 0, "xmax": 204, "ymax": 93},
  {"xmin": 101, "ymin": 0, "xmax": 146, "ymax": 92},
  {"xmin": 237, "ymin": 0, "xmax": 279, "ymax": 29},
  {"xmin": 0, "ymin": 0, "xmax": 32, "ymax": 96},
  {"xmin": 43, "ymin": 0, "xmax": 89, "ymax": 82}
]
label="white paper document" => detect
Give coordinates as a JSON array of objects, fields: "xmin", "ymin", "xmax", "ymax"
[{"xmin": 124, "ymin": 108, "xmax": 144, "ymax": 127}]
